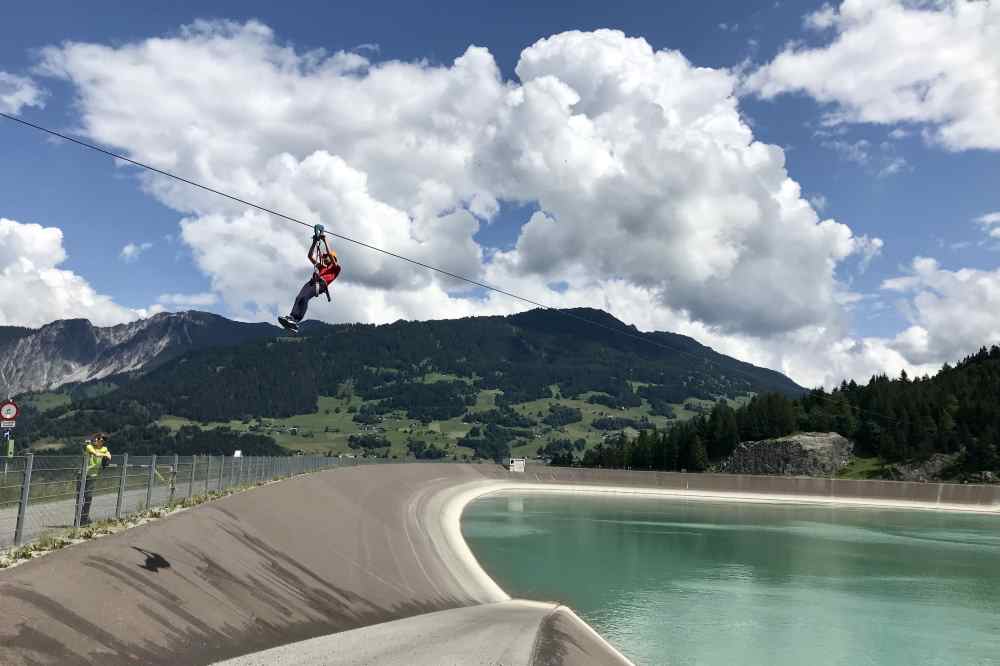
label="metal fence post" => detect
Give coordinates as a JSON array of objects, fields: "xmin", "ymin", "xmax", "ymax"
[
  {"xmin": 169, "ymin": 454, "xmax": 179, "ymax": 504},
  {"xmin": 204, "ymin": 456, "xmax": 212, "ymax": 496},
  {"xmin": 116, "ymin": 453, "xmax": 128, "ymax": 520},
  {"xmin": 146, "ymin": 454, "xmax": 157, "ymax": 510},
  {"xmin": 73, "ymin": 453, "xmax": 89, "ymax": 528},
  {"xmin": 188, "ymin": 456, "xmax": 197, "ymax": 499},
  {"xmin": 219, "ymin": 456, "xmax": 226, "ymax": 492},
  {"xmin": 14, "ymin": 453, "xmax": 33, "ymax": 546}
]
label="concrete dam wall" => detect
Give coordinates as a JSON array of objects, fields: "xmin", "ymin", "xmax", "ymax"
[{"xmin": 513, "ymin": 465, "xmax": 1000, "ymax": 509}]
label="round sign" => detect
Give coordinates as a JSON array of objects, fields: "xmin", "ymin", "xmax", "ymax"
[{"xmin": 0, "ymin": 401, "xmax": 18, "ymax": 420}]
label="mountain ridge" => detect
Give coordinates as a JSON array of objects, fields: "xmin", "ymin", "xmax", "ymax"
[
  {"xmin": 4, "ymin": 308, "xmax": 803, "ymax": 402},
  {"xmin": 0, "ymin": 312, "xmax": 279, "ymax": 396}
]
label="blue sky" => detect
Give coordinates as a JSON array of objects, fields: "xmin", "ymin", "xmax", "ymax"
[{"xmin": 1, "ymin": 0, "xmax": 998, "ymax": 386}]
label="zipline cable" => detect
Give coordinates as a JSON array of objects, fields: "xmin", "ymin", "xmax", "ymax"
[{"xmin": 0, "ymin": 111, "xmax": 895, "ymax": 422}]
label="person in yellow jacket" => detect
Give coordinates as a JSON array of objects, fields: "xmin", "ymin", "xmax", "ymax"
[{"xmin": 78, "ymin": 433, "xmax": 111, "ymax": 526}]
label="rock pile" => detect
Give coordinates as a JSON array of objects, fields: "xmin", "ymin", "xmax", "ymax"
[
  {"xmin": 719, "ymin": 432, "xmax": 853, "ymax": 477},
  {"xmin": 885, "ymin": 452, "xmax": 960, "ymax": 482}
]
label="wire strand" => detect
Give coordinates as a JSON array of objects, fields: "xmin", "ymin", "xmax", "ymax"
[{"xmin": 0, "ymin": 111, "xmax": 895, "ymax": 422}]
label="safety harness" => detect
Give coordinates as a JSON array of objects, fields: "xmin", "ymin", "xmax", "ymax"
[{"xmin": 312, "ymin": 224, "xmax": 333, "ymax": 302}]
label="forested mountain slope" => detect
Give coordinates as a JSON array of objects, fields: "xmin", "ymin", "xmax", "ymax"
[{"xmin": 14, "ymin": 307, "xmax": 803, "ymax": 456}]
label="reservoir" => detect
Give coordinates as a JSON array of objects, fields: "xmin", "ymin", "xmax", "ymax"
[{"xmin": 461, "ymin": 493, "xmax": 1000, "ymax": 666}]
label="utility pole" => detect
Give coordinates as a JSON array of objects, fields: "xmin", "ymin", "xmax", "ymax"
[
  {"xmin": 0, "ymin": 366, "xmax": 15, "ymax": 476},
  {"xmin": 1, "ymin": 370, "xmax": 18, "ymax": 477}
]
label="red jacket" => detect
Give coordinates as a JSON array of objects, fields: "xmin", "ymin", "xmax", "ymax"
[{"xmin": 315, "ymin": 262, "xmax": 341, "ymax": 286}]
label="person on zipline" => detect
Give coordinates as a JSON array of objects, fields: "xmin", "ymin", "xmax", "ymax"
[{"xmin": 279, "ymin": 225, "xmax": 341, "ymax": 334}]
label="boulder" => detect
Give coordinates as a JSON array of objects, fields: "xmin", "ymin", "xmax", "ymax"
[
  {"xmin": 720, "ymin": 432, "xmax": 853, "ymax": 477},
  {"xmin": 885, "ymin": 452, "xmax": 961, "ymax": 482}
]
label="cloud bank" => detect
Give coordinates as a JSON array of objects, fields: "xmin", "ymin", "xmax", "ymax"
[
  {"xmin": 747, "ymin": 0, "xmax": 1000, "ymax": 151},
  {"xmin": 0, "ymin": 218, "xmax": 144, "ymax": 327},
  {"xmin": 16, "ymin": 20, "xmax": 998, "ymax": 386}
]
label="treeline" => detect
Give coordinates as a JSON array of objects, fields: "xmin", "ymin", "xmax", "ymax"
[
  {"xmin": 459, "ymin": 423, "xmax": 530, "ymax": 460},
  {"xmin": 463, "ymin": 407, "xmax": 536, "ymax": 428},
  {"xmin": 538, "ymin": 438, "xmax": 586, "ymax": 465},
  {"xmin": 580, "ymin": 421, "xmax": 713, "ymax": 471},
  {"xmin": 46, "ymin": 424, "xmax": 285, "ymax": 457},
  {"xmin": 406, "ymin": 438, "xmax": 448, "ymax": 459},
  {"xmin": 542, "ymin": 405, "xmax": 583, "ymax": 427},
  {"xmin": 591, "ymin": 416, "xmax": 651, "ymax": 431},
  {"xmin": 565, "ymin": 346, "xmax": 1000, "ymax": 475},
  {"xmin": 726, "ymin": 348, "xmax": 1000, "ymax": 472}
]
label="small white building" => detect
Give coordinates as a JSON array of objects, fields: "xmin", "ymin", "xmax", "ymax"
[{"xmin": 506, "ymin": 457, "xmax": 526, "ymax": 473}]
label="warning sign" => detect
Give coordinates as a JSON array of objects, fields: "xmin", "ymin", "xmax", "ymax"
[{"xmin": 0, "ymin": 401, "xmax": 18, "ymax": 420}]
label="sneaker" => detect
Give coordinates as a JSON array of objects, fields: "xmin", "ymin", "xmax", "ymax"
[{"xmin": 278, "ymin": 316, "xmax": 299, "ymax": 333}]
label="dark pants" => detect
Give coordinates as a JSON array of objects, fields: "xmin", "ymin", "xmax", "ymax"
[
  {"xmin": 78, "ymin": 476, "xmax": 97, "ymax": 525},
  {"xmin": 290, "ymin": 280, "xmax": 323, "ymax": 322}
]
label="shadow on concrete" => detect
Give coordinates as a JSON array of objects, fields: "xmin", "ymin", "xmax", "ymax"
[{"xmin": 132, "ymin": 547, "xmax": 171, "ymax": 573}]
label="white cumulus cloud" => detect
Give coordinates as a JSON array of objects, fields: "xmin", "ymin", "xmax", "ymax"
[
  {"xmin": 0, "ymin": 71, "xmax": 45, "ymax": 115},
  {"xmin": 881, "ymin": 257, "xmax": 1000, "ymax": 365},
  {"xmin": 975, "ymin": 211, "xmax": 1000, "ymax": 239},
  {"xmin": 120, "ymin": 241, "xmax": 153, "ymax": 262},
  {"xmin": 746, "ymin": 0, "xmax": 1000, "ymax": 151},
  {"xmin": 27, "ymin": 21, "xmax": 956, "ymax": 388},
  {"xmin": 0, "ymin": 217, "xmax": 145, "ymax": 327}
]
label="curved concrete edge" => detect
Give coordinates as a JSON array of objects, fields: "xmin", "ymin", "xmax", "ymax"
[
  {"xmin": 419, "ymin": 480, "xmax": 511, "ymax": 604},
  {"xmin": 211, "ymin": 477, "xmax": 639, "ymax": 666},
  {"xmin": 532, "ymin": 607, "xmax": 634, "ymax": 666},
  {"xmin": 213, "ymin": 600, "xmax": 559, "ymax": 666},
  {"xmin": 407, "ymin": 479, "xmax": 636, "ymax": 666}
]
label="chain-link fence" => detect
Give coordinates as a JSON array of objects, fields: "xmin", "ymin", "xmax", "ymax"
[{"xmin": 0, "ymin": 453, "xmax": 345, "ymax": 549}]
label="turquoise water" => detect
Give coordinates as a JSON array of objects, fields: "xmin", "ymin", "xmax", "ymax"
[{"xmin": 461, "ymin": 494, "xmax": 1000, "ymax": 666}]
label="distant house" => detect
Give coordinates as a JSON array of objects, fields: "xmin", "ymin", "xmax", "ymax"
[{"xmin": 506, "ymin": 458, "xmax": 526, "ymax": 473}]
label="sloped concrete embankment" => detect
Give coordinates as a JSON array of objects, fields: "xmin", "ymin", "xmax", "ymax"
[{"xmin": 0, "ymin": 463, "xmax": 630, "ymax": 666}]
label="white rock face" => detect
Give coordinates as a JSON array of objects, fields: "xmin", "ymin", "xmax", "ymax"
[{"xmin": 0, "ymin": 312, "xmax": 277, "ymax": 396}]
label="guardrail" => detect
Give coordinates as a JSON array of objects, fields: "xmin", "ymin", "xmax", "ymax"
[{"xmin": 0, "ymin": 453, "xmax": 344, "ymax": 550}]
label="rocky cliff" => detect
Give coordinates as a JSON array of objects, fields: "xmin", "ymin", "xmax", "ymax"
[
  {"xmin": 0, "ymin": 311, "xmax": 278, "ymax": 396},
  {"xmin": 719, "ymin": 432, "xmax": 854, "ymax": 477}
]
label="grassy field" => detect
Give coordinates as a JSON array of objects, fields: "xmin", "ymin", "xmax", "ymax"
[
  {"xmin": 19, "ymin": 391, "xmax": 72, "ymax": 413},
  {"xmin": 145, "ymin": 381, "xmax": 740, "ymax": 461},
  {"xmin": 157, "ymin": 394, "xmax": 477, "ymax": 459},
  {"xmin": 837, "ymin": 457, "xmax": 889, "ymax": 480}
]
